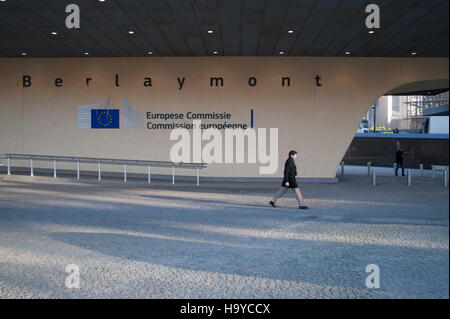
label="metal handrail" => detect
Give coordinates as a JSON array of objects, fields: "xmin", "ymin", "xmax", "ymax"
[
  {"xmin": 1, "ymin": 153, "xmax": 207, "ymax": 185},
  {"xmin": 1, "ymin": 153, "xmax": 206, "ymax": 168}
]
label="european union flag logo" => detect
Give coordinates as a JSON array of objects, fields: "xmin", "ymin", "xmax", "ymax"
[{"xmin": 91, "ymin": 109, "xmax": 120, "ymax": 129}]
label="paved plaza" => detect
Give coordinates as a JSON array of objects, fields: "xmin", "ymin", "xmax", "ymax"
[{"xmin": 0, "ymin": 172, "xmax": 448, "ymax": 299}]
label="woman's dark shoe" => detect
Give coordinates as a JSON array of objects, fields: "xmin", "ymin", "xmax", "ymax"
[
  {"xmin": 299, "ymin": 205, "xmax": 309, "ymax": 209},
  {"xmin": 269, "ymin": 201, "xmax": 277, "ymax": 207}
]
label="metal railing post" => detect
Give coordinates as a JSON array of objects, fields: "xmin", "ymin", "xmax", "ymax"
[
  {"xmin": 196, "ymin": 167, "xmax": 199, "ymax": 186},
  {"xmin": 407, "ymin": 169, "xmax": 412, "ymax": 187},
  {"xmin": 124, "ymin": 164, "xmax": 127, "ymax": 182},
  {"xmin": 77, "ymin": 160, "xmax": 80, "ymax": 179},
  {"xmin": 7, "ymin": 157, "xmax": 10, "ymax": 175},
  {"xmin": 53, "ymin": 159, "xmax": 57, "ymax": 178},
  {"xmin": 98, "ymin": 162, "xmax": 101, "ymax": 181},
  {"xmin": 172, "ymin": 166, "xmax": 175, "ymax": 185},
  {"xmin": 419, "ymin": 163, "xmax": 424, "ymax": 177},
  {"xmin": 367, "ymin": 161, "xmax": 372, "ymax": 176},
  {"xmin": 393, "ymin": 163, "xmax": 397, "ymax": 175},
  {"xmin": 371, "ymin": 168, "xmax": 376, "ymax": 186},
  {"xmin": 432, "ymin": 165, "xmax": 436, "ymax": 179},
  {"xmin": 340, "ymin": 161, "xmax": 344, "ymax": 177},
  {"xmin": 30, "ymin": 158, "xmax": 33, "ymax": 176},
  {"xmin": 148, "ymin": 165, "xmax": 151, "ymax": 184}
]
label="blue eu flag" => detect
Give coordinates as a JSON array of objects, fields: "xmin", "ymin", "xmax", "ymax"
[{"xmin": 91, "ymin": 109, "xmax": 120, "ymax": 129}]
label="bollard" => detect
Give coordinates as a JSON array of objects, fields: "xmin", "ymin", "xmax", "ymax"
[
  {"xmin": 407, "ymin": 169, "xmax": 412, "ymax": 187},
  {"xmin": 30, "ymin": 158, "xmax": 33, "ymax": 176},
  {"xmin": 172, "ymin": 166, "xmax": 175, "ymax": 185},
  {"xmin": 393, "ymin": 163, "xmax": 397, "ymax": 175},
  {"xmin": 147, "ymin": 165, "xmax": 151, "ymax": 184},
  {"xmin": 196, "ymin": 168, "xmax": 199, "ymax": 186},
  {"xmin": 420, "ymin": 163, "xmax": 424, "ymax": 177},
  {"xmin": 53, "ymin": 160, "xmax": 57, "ymax": 178},
  {"xmin": 371, "ymin": 168, "xmax": 376, "ymax": 186},
  {"xmin": 367, "ymin": 161, "xmax": 372, "ymax": 176},
  {"xmin": 76, "ymin": 161, "xmax": 80, "ymax": 179},
  {"xmin": 123, "ymin": 164, "xmax": 127, "ymax": 182},
  {"xmin": 445, "ymin": 168, "xmax": 448, "ymax": 187},
  {"xmin": 7, "ymin": 157, "xmax": 10, "ymax": 175},
  {"xmin": 98, "ymin": 162, "xmax": 101, "ymax": 181}
]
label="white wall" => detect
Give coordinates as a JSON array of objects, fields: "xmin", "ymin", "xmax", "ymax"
[{"xmin": 429, "ymin": 116, "xmax": 449, "ymax": 134}]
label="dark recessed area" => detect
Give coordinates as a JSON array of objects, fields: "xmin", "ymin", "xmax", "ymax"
[{"xmin": 0, "ymin": 0, "xmax": 448, "ymax": 57}]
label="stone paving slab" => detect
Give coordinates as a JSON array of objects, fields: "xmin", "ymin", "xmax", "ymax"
[{"xmin": 0, "ymin": 174, "xmax": 448, "ymax": 298}]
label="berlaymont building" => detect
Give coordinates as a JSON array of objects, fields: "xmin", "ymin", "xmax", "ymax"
[
  {"xmin": 0, "ymin": 0, "xmax": 448, "ymax": 181},
  {"xmin": 0, "ymin": 0, "xmax": 448, "ymax": 302}
]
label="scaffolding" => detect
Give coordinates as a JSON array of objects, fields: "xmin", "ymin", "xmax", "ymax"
[{"xmin": 403, "ymin": 91, "xmax": 449, "ymax": 130}]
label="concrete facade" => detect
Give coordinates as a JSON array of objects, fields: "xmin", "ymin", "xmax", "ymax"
[{"xmin": 0, "ymin": 57, "xmax": 448, "ymax": 179}]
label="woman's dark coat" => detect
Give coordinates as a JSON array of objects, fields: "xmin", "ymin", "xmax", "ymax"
[{"xmin": 281, "ymin": 157, "xmax": 298, "ymax": 188}]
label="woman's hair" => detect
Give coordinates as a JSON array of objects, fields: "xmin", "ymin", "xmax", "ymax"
[{"xmin": 289, "ymin": 150, "xmax": 298, "ymax": 157}]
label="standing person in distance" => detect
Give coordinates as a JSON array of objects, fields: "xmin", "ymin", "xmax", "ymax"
[{"xmin": 395, "ymin": 147, "xmax": 405, "ymax": 176}]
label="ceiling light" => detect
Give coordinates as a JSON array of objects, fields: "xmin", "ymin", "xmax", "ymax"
[
  {"xmin": 288, "ymin": 30, "xmax": 294, "ymax": 34},
  {"xmin": 411, "ymin": 52, "xmax": 417, "ymax": 55},
  {"xmin": 84, "ymin": 52, "xmax": 89, "ymax": 56},
  {"xmin": 21, "ymin": 52, "xmax": 27, "ymax": 56},
  {"xmin": 279, "ymin": 51, "xmax": 284, "ymax": 55},
  {"xmin": 128, "ymin": 31, "xmax": 134, "ymax": 34},
  {"xmin": 345, "ymin": 51, "xmax": 351, "ymax": 55},
  {"xmin": 148, "ymin": 51, "xmax": 153, "ymax": 55},
  {"xmin": 98, "ymin": 0, "xmax": 106, "ymax": 2},
  {"xmin": 213, "ymin": 51, "xmax": 218, "ymax": 55},
  {"xmin": 368, "ymin": 30, "xmax": 375, "ymax": 34},
  {"xmin": 51, "ymin": 32, "xmax": 58, "ymax": 35},
  {"xmin": 207, "ymin": 30, "xmax": 214, "ymax": 34}
]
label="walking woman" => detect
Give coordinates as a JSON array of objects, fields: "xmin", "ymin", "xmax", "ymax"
[{"xmin": 269, "ymin": 150, "xmax": 308, "ymax": 209}]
